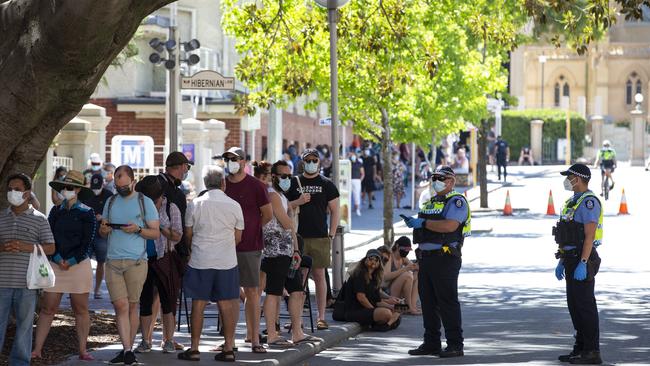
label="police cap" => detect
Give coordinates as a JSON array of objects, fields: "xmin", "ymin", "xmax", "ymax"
[{"xmin": 560, "ymin": 163, "xmax": 591, "ymax": 181}]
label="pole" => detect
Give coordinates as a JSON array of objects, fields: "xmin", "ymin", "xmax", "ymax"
[
  {"xmin": 329, "ymin": 7, "xmax": 340, "ymax": 190},
  {"xmin": 566, "ymin": 101, "xmax": 571, "ymax": 164},
  {"xmin": 411, "ymin": 142, "xmax": 416, "ymax": 209},
  {"xmin": 168, "ymin": 25, "xmax": 178, "ymax": 153},
  {"xmin": 541, "ymin": 62, "xmax": 545, "ymax": 108}
]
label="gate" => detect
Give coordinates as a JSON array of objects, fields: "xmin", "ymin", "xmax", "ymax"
[{"xmin": 542, "ymin": 137, "xmax": 557, "ymax": 164}]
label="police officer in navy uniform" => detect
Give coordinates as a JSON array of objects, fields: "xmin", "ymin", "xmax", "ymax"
[
  {"xmin": 553, "ymin": 164, "xmax": 603, "ymax": 364},
  {"xmin": 403, "ymin": 166, "xmax": 470, "ymax": 358}
]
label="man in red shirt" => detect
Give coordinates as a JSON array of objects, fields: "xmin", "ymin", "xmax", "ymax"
[{"xmin": 223, "ymin": 147, "xmax": 272, "ymax": 353}]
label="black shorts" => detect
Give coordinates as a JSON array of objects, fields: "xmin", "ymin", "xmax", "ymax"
[
  {"xmin": 344, "ymin": 308, "xmax": 375, "ymax": 326},
  {"xmin": 261, "ymin": 256, "xmax": 303, "ymax": 296},
  {"xmin": 601, "ymin": 160, "xmax": 615, "ymax": 171}
]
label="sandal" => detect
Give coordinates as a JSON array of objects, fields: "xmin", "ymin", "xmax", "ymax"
[
  {"xmin": 252, "ymin": 344, "xmax": 267, "ymax": 354},
  {"xmin": 244, "ymin": 335, "xmax": 267, "ymax": 344},
  {"xmin": 267, "ymin": 337, "xmax": 293, "ymax": 348},
  {"xmin": 293, "ymin": 335, "xmax": 323, "ymax": 345},
  {"xmin": 317, "ymin": 319, "xmax": 329, "ymax": 330},
  {"xmin": 214, "ymin": 350, "xmax": 235, "ymax": 362},
  {"xmin": 177, "ymin": 349, "xmax": 200, "ymax": 361},
  {"xmin": 211, "ymin": 343, "xmax": 238, "ymax": 352},
  {"xmin": 93, "ymin": 292, "xmax": 103, "ymax": 299},
  {"xmin": 389, "ymin": 315, "xmax": 402, "ymax": 330}
]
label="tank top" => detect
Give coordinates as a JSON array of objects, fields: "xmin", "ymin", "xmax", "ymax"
[{"xmin": 262, "ymin": 187, "xmax": 293, "ymax": 258}]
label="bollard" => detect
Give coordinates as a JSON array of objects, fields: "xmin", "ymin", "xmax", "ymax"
[{"xmin": 331, "ymin": 225, "xmax": 345, "ymax": 295}]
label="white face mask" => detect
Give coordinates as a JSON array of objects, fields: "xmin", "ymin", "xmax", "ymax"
[
  {"xmin": 227, "ymin": 161, "xmax": 240, "ymax": 175},
  {"xmin": 304, "ymin": 162, "xmax": 319, "ymax": 174},
  {"xmin": 432, "ymin": 180, "xmax": 447, "ymax": 193},
  {"xmin": 563, "ymin": 177, "xmax": 575, "ymax": 191},
  {"xmin": 278, "ymin": 177, "xmax": 291, "ymax": 192},
  {"xmin": 350, "ymin": 156, "xmax": 357, "ymax": 162},
  {"xmin": 7, "ymin": 191, "xmax": 26, "ymax": 207},
  {"xmin": 62, "ymin": 190, "xmax": 76, "ymax": 200},
  {"xmin": 92, "ymin": 189, "xmax": 103, "ymax": 196}
]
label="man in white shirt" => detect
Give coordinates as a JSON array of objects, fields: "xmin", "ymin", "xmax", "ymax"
[{"xmin": 179, "ymin": 166, "xmax": 244, "ymax": 362}]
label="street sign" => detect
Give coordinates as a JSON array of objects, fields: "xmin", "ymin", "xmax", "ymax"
[
  {"xmin": 181, "ymin": 70, "xmax": 235, "ymax": 90},
  {"xmin": 319, "ymin": 117, "xmax": 332, "ymax": 126},
  {"xmin": 111, "ymin": 135, "xmax": 155, "ymax": 169}
]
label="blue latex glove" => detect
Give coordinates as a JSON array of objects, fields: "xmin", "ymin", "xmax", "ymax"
[
  {"xmin": 555, "ymin": 261, "xmax": 565, "ymax": 281},
  {"xmin": 574, "ymin": 261, "xmax": 587, "ymax": 281},
  {"xmin": 405, "ymin": 217, "xmax": 425, "ymax": 229}
]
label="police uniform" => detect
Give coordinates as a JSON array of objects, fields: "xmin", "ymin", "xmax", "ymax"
[
  {"xmin": 408, "ymin": 166, "xmax": 471, "ymax": 357},
  {"xmin": 598, "ymin": 148, "xmax": 616, "ymax": 171},
  {"xmin": 554, "ymin": 164, "xmax": 603, "ymax": 364}
]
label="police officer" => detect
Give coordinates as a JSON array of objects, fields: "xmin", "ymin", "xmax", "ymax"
[
  {"xmin": 553, "ymin": 164, "xmax": 603, "ymax": 364},
  {"xmin": 403, "ymin": 166, "xmax": 470, "ymax": 358}
]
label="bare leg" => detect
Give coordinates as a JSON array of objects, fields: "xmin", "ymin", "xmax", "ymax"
[
  {"xmin": 94, "ymin": 262, "xmax": 105, "ymax": 295},
  {"xmin": 218, "ymin": 299, "xmax": 239, "ymax": 352},
  {"xmin": 145, "ymin": 292, "xmax": 160, "ymax": 344},
  {"xmin": 32, "ymin": 292, "xmax": 64, "ymax": 357},
  {"xmin": 263, "ymin": 294, "xmax": 280, "ymax": 342},
  {"xmin": 410, "ymin": 273, "xmax": 420, "ymax": 312},
  {"xmin": 113, "ymin": 298, "xmax": 132, "ymax": 350},
  {"xmin": 70, "ymin": 293, "xmax": 91, "ymax": 355},
  {"xmin": 372, "ymin": 308, "xmax": 392, "ymax": 325},
  {"xmin": 189, "ymin": 300, "xmax": 207, "ymax": 351},
  {"xmin": 311, "ymin": 268, "xmax": 327, "ymax": 321},
  {"xmin": 289, "ymin": 291, "xmax": 307, "ymax": 342},
  {"xmin": 243, "ymin": 286, "xmax": 261, "ymax": 347},
  {"xmin": 162, "ymin": 312, "xmax": 176, "ymax": 342},
  {"xmin": 129, "ymin": 302, "xmax": 140, "ymax": 348}
]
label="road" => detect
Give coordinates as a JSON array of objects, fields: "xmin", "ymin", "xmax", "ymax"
[{"xmin": 308, "ymin": 164, "xmax": 650, "ymax": 365}]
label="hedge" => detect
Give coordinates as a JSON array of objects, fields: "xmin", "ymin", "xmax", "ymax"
[{"xmin": 488, "ymin": 109, "xmax": 586, "ymax": 162}]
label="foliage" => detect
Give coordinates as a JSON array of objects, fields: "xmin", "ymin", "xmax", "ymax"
[{"xmin": 489, "ymin": 109, "xmax": 586, "ymax": 161}]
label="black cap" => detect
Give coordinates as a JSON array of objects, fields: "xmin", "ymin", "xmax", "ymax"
[
  {"xmin": 560, "ymin": 163, "xmax": 591, "ymax": 180},
  {"xmin": 223, "ymin": 147, "xmax": 246, "ymax": 160},
  {"xmin": 302, "ymin": 148, "xmax": 320, "ymax": 160},
  {"xmin": 365, "ymin": 249, "xmax": 381, "ymax": 259},
  {"xmin": 395, "ymin": 236, "xmax": 412, "ymax": 251},
  {"xmin": 90, "ymin": 174, "xmax": 104, "ymax": 189},
  {"xmin": 432, "ymin": 165, "xmax": 456, "ymax": 178},
  {"xmin": 166, "ymin": 151, "xmax": 193, "ymax": 167}
]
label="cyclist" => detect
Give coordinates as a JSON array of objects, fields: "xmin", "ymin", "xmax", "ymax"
[{"xmin": 593, "ymin": 140, "xmax": 616, "ymax": 196}]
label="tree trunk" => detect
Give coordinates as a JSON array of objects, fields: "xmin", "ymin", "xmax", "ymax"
[
  {"xmin": 380, "ymin": 108, "xmax": 394, "ymax": 247},
  {"xmin": 478, "ymin": 118, "xmax": 489, "ymax": 208},
  {"xmin": 0, "ymin": 0, "xmax": 173, "ymax": 198}
]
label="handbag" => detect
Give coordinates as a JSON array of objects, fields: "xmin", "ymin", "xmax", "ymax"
[{"xmin": 26, "ymin": 244, "xmax": 56, "ymax": 289}]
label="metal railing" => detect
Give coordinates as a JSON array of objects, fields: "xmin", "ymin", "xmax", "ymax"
[{"xmin": 52, "ymin": 156, "xmax": 73, "ymax": 176}]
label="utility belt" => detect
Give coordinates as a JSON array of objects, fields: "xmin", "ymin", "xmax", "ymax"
[
  {"xmin": 552, "ymin": 220, "xmax": 584, "ymax": 246},
  {"xmin": 554, "ymin": 247, "xmax": 579, "ymax": 259},
  {"xmin": 416, "ymin": 243, "xmax": 461, "ymax": 258}
]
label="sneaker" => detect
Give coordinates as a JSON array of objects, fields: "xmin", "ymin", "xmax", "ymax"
[
  {"xmin": 124, "ymin": 350, "xmax": 138, "ymax": 365},
  {"xmin": 135, "ymin": 340, "xmax": 151, "ymax": 353},
  {"xmin": 356, "ymin": 209, "xmax": 361, "ymax": 216},
  {"xmin": 162, "ymin": 340, "xmax": 175, "ymax": 353},
  {"xmin": 108, "ymin": 350, "xmax": 125, "ymax": 364}
]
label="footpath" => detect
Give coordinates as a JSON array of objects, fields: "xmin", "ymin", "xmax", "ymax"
[{"xmin": 59, "ymin": 166, "xmax": 553, "ymax": 365}]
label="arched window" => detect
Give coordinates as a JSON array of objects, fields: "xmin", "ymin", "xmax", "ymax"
[
  {"xmin": 553, "ymin": 75, "xmax": 569, "ymax": 107},
  {"xmin": 626, "ymin": 72, "xmax": 642, "ymax": 105}
]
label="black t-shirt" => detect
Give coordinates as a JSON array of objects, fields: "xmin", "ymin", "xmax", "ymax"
[
  {"xmin": 351, "ymin": 161, "xmax": 363, "ymax": 179},
  {"xmin": 287, "ymin": 174, "xmax": 339, "ymax": 238},
  {"xmin": 344, "ymin": 270, "xmax": 381, "ymax": 313},
  {"xmin": 495, "ymin": 140, "xmax": 509, "ymax": 158},
  {"xmin": 80, "ymin": 188, "xmax": 113, "ymax": 235},
  {"xmin": 362, "ymin": 156, "xmax": 376, "ymax": 180},
  {"xmin": 158, "ymin": 173, "xmax": 188, "ymax": 254}
]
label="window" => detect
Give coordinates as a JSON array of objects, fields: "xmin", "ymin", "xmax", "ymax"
[
  {"xmin": 553, "ymin": 75, "xmax": 569, "ymax": 107},
  {"xmin": 626, "ymin": 72, "xmax": 642, "ymax": 105}
]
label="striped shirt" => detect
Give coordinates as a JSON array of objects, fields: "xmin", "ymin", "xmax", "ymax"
[{"xmin": 0, "ymin": 207, "xmax": 55, "ymax": 288}]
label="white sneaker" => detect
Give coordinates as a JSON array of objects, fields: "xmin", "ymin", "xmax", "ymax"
[{"xmin": 356, "ymin": 209, "xmax": 361, "ymax": 216}]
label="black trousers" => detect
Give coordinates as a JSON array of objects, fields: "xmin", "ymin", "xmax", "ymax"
[
  {"xmin": 418, "ymin": 254, "xmax": 463, "ymax": 350},
  {"xmin": 563, "ymin": 249, "xmax": 601, "ymax": 352},
  {"xmin": 497, "ymin": 158, "xmax": 507, "ymax": 180}
]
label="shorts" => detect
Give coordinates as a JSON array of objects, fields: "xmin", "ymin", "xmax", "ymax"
[
  {"xmin": 601, "ymin": 160, "xmax": 615, "ymax": 171},
  {"xmin": 91, "ymin": 237, "xmax": 108, "ymax": 263},
  {"xmin": 236, "ymin": 250, "xmax": 262, "ymax": 288},
  {"xmin": 105, "ymin": 259, "xmax": 148, "ymax": 303},
  {"xmin": 261, "ymin": 256, "xmax": 303, "ymax": 296},
  {"xmin": 140, "ymin": 259, "xmax": 175, "ymax": 316},
  {"xmin": 303, "ymin": 237, "xmax": 331, "ymax": 268},
  {"xmin": 183, "ymin": 266, "xmax": 240, "ymax": 302},
  {"xmin": 344, "ymin": 308, "xmax": 375, "ymax": 326}
]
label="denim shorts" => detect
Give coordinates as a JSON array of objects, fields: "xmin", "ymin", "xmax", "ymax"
[{"xmin": 183, "ymin": 266, "xmax": 240, "ymax": 302}]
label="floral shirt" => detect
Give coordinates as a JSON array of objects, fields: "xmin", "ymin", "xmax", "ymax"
[
  {"xmin": 263, "ymin": 188, "xmax": 293, "ymax": 258},
  {"xmin": 155, "ymin": 197, "xmax": 182, "ymax": 259}
]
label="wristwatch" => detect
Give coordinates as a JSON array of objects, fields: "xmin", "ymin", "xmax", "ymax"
[
  {"xmin": 580, "ymin": 258, "xmax": 588, "ymax": 264},
  {"xmin": 137, "ymin": 226, "xmax": 143, "ymax": 235}
]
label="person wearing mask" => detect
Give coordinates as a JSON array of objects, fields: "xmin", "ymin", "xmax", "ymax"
[
  {"xmin": 382, "ymin": 236, "xmax": 420, "ymax": 315},
  {"xmin": 134, "ymin": 176, "xmax": 183, "ymax": 354},
  {"xmin": 403, "ymin": 166, "xmax": 471, "ymax": 358},
  {"xmin": 494, "ymin": 136, "xmax": 510, "ymax": 181},
  {"xmin": 282, "ymin": 152, "xmax": 294, "ymax": 173},
  {"xmin": 553, "ymin": 164, "xmax": 603, "ymax": 365},
  {"xmin": 223, "ymin": 147, "xmax": 272, "ymax": 353},
  {"xmin": 81, "ymin": 174, "xmax": 114, "ymax": 299},
  {"xmin": 158, "ymin": 152, "xmax": 191, "ymax": 263},
  {"xmin": 32, "ymin": 171, "xmax": 96, "ymax": 361},
  {"xmin": 0, "ymin": 173, "xmax": 55, "ymax": 366},
  {"xmin": 350, "ymin": 152, "xmax": 365, "ymax": 216},
  {"xmin": 392, "ymin": 152, "xmax": 406, "ymax": 209},
  {"xmin": 253, "ymin": 161, "xmax": 273, "ymax": 186},
  {"xmin": 99, "ymin": 165, "xmax": 160, "ymax": 365},
  {"xmin": 51, "ymin": 166, "xmax": 68, "ymax": 206},
  {"xmin": 287, "ymin": 148, "xmax": 340, "ymax": 330},
  {"xmin": 103, "ymin": 163, "xmax": 116, "ymax": 194},
  {"xmin": 83, "ymin": 153, "xmax": 103, "ymax": 184},
  {"xmin": 361, "ymin": 147, "xmax": 380, "ymax": 208},
  {"xmin": 518, "ymin": 146, "xmax": 534, "ymax": 166},
  {"xmin": 343, "ymin": 249, "xmax": 401, "ymax": 330},
  {"xmin": 320, "ymin": 145, "xmax": 332, "ymax": 178}
]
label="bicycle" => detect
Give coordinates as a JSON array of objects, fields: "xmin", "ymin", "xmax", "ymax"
[{"xmin": 600, "ymin": 167, "xmax": 612, "ymax": 200}]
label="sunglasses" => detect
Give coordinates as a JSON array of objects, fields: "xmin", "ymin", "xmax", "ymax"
[
  {"xmin": 275, "ymin": 174, "xmax": 291, "ymax": 179},
  {"xmin": 223, "ymin": 157, "xmax": 240, "ymax": 162},
  {"xmin": 431, "ymin": 176, "xmax": 449, "ymax": 182},
  {"xmin": 304, "ymin": 159, "xmax": 319, "ymax": 164},
  {"xmin": 64, "ymin": 186, "xmax": 75, "ymax": 191}
]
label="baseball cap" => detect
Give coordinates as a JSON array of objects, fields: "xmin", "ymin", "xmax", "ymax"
[
  {"xmin": 395, "ymin": 236, "xmax": 412, "ymax": 251},
  {"xmin": 365, "ymin": 249, "xmax": 381, "ymax": 259},
  {"xmin": 90, "ymin": 174, "xmax": 104, "ymax": 189},
  {"xmin": 301, "ymin": 148, "xmax": 320, "ymax": 160},
  {"xmin": 223, "ymin": 147, "xmax": 246, "ymax": 160},
  {"xmin": 166, "ymin": 151, "xmax": 193, "ymax": 167},
  {"xmin": 560, "ymin": 163, "xmax": 591, "ymax": 180},
  {"xmin": 432, "ymin": 165, "xmax": 456, "ymax": 178},
  {"xmin": 89, "ymin": 153, "xmax": 102, "ymax": 165}
]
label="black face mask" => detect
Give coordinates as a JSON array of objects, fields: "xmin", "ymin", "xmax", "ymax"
[
  {"xmin": 399, "ymin": 250, "xmax": 409, "ymax": 258},
  {"xmin": 116, "ymin": 184, "xmax": 132, "ymax": 197}
]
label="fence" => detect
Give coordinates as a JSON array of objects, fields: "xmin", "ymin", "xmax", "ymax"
[
  {"xmin": 52, "ymin": 156, "xmax": 73, "ymax": 177},
  {"xmin": 542, "ymin": 137, "xmax": 558, "ymax": 164}
]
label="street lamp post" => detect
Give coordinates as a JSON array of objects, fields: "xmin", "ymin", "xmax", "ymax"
[{"xmin": 539, "ymin": 54, "xmax": 547, "ymax": 108}]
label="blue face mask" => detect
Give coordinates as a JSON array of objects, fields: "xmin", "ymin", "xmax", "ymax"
[
  {"xmin": 304, "ymin": 162, "xmax": 319, "ymax": 174},
  {"xmin": 278, "ymin": 177, "xmax": 291, "ymax": 192}
]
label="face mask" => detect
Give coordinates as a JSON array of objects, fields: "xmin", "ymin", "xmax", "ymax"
[
  {"xmin": 91, "ymin": 165, "xmax": 101, "ymax": 171},
  {"xmin": 399, "ymin": 250, "xmax": 409, "ymax": 258},
  {"xmin": 350, "ymin": 156, "xmax": 357, "ymax": 162},
  {"xmin": 432, "ymin": 180, "xmax": 447, "ymax": 193},
  {"xmin": 278, "ymin": 177, "xmax": 291, "ymax": 192},
  {"xmin": 322, "ymin": 149, "xmax": 328, "ymax": 154},
  {"xmin": 93, "ymin": 189, "xmax": 102, "ymax": 196},
  {"xmin": 58, "ymin": 175, "xmax": 66, "ymax": 182},
  {"xmin": 62, "ymin": 190, "xmax": 76, "ymax": 200},
  {"xmin": 304, "ymin": 162, "xmax": 319, "ymax": 174},
  {"xmin": 563, "ymin": 177, "xmax": 575, "ymax": 191},
  {"xmin": 227, "ymin": 161, "xmax": 240, "ymax": 175},
  {"xmin": 7, "ymin": 191, "xmax": 26, "ymax": 207},
  {"xmin": 364, "ymin": 149, "xmax": 371, "ymax": 156},
  {"xmin": 182, "ymin": 171, "xmax": 188, "ymax": 181},
  {"xmin": 116, "ymin": 184, "xmax": 132, "ymax": 197}
]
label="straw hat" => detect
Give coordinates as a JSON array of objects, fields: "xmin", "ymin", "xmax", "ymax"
[{"xmin": 49, "ymin": 170, "xmax": 92, "ymax": 200}]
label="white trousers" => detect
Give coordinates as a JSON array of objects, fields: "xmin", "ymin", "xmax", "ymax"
[{"xmin": 351, "ymin": 179, "xmax": 362, "ymax": 207}]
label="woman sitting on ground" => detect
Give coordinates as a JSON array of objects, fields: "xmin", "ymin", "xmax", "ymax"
[
  {"xmin": 380, "ymin": 237, "xmax": 421, "ymax": 315},
  {"xmin": 343, "ymin": 249, "xmax": 401, "ymax": 330}
]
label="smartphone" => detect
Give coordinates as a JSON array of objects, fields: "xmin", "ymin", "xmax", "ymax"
[
  {"xmin": 399, "ymin": 214, "xmax": 411, "ymax": 221},
  {"xmin": 107, "ymin": 223, "xmax": 127, "ymax": 229}
]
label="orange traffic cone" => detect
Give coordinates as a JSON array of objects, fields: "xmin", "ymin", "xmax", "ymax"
[
  {"xmin": 503, "ymin": 190, "xmax": 513, "ymax": 216},
  {"xmin": 618, "ymin": 188, "xmax": 629, "ymax": 215},
  {"xmin": 546, "ymin": 190, "xmax": 556, "ymax": 216}
]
